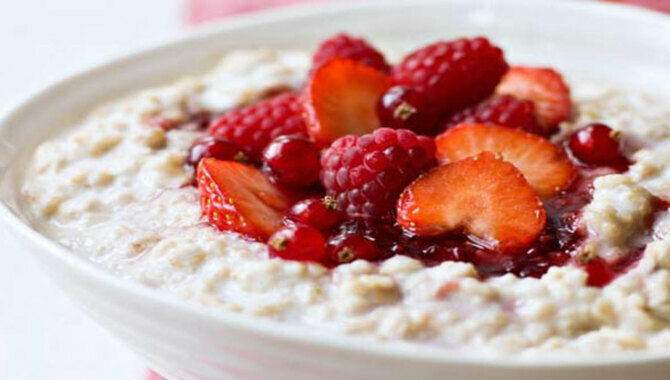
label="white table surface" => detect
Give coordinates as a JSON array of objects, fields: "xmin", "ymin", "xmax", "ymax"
[{"xmin": 0, "ymin": 1, "xmax": 183, "ymax": 378}]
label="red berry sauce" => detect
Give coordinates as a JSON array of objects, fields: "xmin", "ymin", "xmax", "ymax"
[{"xmin": 321, "ymin": 164, "xmax": 651, "ymax": 286}]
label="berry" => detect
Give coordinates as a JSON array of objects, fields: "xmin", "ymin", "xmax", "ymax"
[
  {"xmin": 496, "ymin": 66, "xmax": 572, "ymax": 131},
  {"xmin": 286, "ymin": 196, "xmax": 342, "ymax": 230},
  {"xmin": 320, "ymin": 128, "xmax": 436, "ymax": 219},
  {"xmin": 376, "ymin": 85, "xmax": 441, "ymax": 136},
  {"xmin": 304, "ymin": 58, "xmax": 391, "ymax": 145},
  {"xmin": 312, "ymin": 33, "xmax": 390, "ymax": 73},
  {"xmin": 326, "ymin": 233, "xmax": 382, "ymax": 264},
  {"xmin": 197, "ymin": 159, "xmax": 288, "ymax": 240},
  {"xmin": 262, "ymin": 135, "xmax": 320, "ymax": 187},
  {"xmin": 443, "ymin": 95, "xmax": 543, "ymax": 135},
  {"xmin": 397, "ymin": 152, "xmax": 546, "ymax": 252},
  {"xmin": 208, "ymin": 93, "xmax": 307, "ymax": 161},
  {"xmin": 186, "ymin": 137, "xmax": 247, "ymax": 169},
  {"xmin": 568, "ymin": 123, "xmax": 626, "ymax": 166},
  {"xmin": 268, "ymin": 224, "xmax": 326, "ymax": 263},
  {"xmin": 435, "ymin": 123, "xmax": 575, "ymax": 197},
  {"xmin": 391, "ymin": 37, "xmax": 508, "ymax": 116}
]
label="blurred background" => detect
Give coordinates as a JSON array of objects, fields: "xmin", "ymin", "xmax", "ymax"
[{"xmin": 0, "ymin": 0, "xmax": 667, "ymax": 379}]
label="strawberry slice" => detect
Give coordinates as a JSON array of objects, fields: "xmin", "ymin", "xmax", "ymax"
[
  {"xmin": 197, "ymin": 159, "xmax": 288, "ymax": 240},
  {"xmin": 304, "ymin": 58, "xmax": 391, "ymax": 145},
  {"xmin": 495, "ymin": 66, "xmax": 572, "ymax": 132},
  {"xmin": 435, "ymin": 123, "xmax": 575, "ymax": 198},
  {"xmin": 397, "ymin": 152, "xmax": 546, "ymax": 252}
]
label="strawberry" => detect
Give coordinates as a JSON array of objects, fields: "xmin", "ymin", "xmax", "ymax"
[
  {"xmin": 304, "ymin": 58, "xmax": 391, "ymax": 145},
  {"xmin": 197, "ymin": 159, "xmax": 288, "ymax": 240},
  {"xmin": 495, "ymin": 66, "xmax": 572, "ymax": 132},
  {"xmin": 435, "ymin": 123, "xmax": 575, "ymax": 197},
  {"xmin": 397, "ymin": 152, "xmax": 546, "ymax": 252}
]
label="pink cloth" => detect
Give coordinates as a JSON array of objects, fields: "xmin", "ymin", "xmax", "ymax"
[
  {"xmin": 185, "ymin": 0, "xmax": 669, "ymax": 25},
  {"xmin": 186, "ymin": 0, "xmax": 328, "ymax": 24},
  {"xmin": 145, "ymin": 370, "xmax": 165, "ymax": 380},
  {"xmin": 604, "ymin": 0, "xmax": 670, "ymax": 13}
]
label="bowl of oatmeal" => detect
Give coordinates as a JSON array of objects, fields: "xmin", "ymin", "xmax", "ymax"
[{"xmin": 3, "ymin": 1, "xmax": 670, "ymax": 379}]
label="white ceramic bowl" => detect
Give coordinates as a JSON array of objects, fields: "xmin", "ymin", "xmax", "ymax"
[{"xmin": 2, "ymin": 1, "xmax": 670, "ymax": 379}]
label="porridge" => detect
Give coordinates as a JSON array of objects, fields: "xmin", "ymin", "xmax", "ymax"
[{"xmin": 20, "ymin": 35, "xmax": 670, "ymax": 355}]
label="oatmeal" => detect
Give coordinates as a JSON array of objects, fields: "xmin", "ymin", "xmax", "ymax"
[{"xmin": 20, "ymin": 35, "xmax": 670, "ymax": 356}]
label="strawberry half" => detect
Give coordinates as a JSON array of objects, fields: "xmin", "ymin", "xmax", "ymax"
[
  {"xmin": 435, "ymin": 123, "xmax": 575, "ymax": 198},
  {"xmin": 397, "ymin": 152, "xmax": 546, "ymax": 252},
  {"xmin": 304, "ymin": 58, "xmax": 391, "ymax": 145},
  {"xmin": 495, "ymin": 66, "xmax": 572, "ymax": 132},
  {"xmin": 197, "ymin": 159, "xmax": 288, "ymax": 240}
]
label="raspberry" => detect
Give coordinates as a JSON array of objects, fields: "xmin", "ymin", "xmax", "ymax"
[
  {"xmin": 391, "ymin": 37, "xmax": 508, "ymax": 117},
  {"xmin": 443, "ymin": 95, "xmax": 543, "ymax": 135},
  {"xmin": 312, "ymin": 33, "xmax": 390, "ymax": 73},
  {"xmin": 320, "ymin": 128, "xmax": 436, "ymax": 219},
  {"xmin": 262, "ymin": 135, "xmax": 320, "ymax": 187},
  {"xmin": 208, "ymin": 93, "xmax": 307, "ymax": 161}
]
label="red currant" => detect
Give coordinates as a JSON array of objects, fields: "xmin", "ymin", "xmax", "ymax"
[
  {"xmin": 326, "ymin": 233, "xmax": 381, "ymax": 264},
  {"xmin": 376, "ymin": 85, "xmax": 440, "ymax": 136},
  {"xmin": 268, "ymin": 224, "xmax": 326, "ymax": 263},
  {"xmin": 186, "ymin": 137, "xmax": 246, "ymax": 168},
  {"xmin": 568, "ymin": 123, "xmax": 626, "ymax": 166},
  {"xmin": 262, "ymin": 135, "xmax": 321, "ymax": 187},
  {"xmin": 286, "ymin": 196, "xmax": 342, "ymax": 230}
]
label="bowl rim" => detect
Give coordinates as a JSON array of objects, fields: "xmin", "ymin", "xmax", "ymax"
[{"xmin": 2, "ymin": 0, "xmax": 670, "ymax": 368}]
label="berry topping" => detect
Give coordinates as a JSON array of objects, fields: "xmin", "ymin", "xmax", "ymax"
[
  {"xmin": 320, "ymin": 128, "xmax": 436, "ymax": 219},
  {"xmin": 443, "ymin": 95, "xmax": 543, "ymax": 135},
  {"xmin": 326, "ymin": 233, "xmax": 382, "ymax": 264},
  {"xmin": 268, "ymin": 224, "xmax": 326, "ymax": 263},
  {"xmin": 495, "ymin": 66, "xmax": 572, "ymax": 131},
  {"xmin": 208, "ymin": 93, "xmax": 307, "ymax": 161},
  {"xmin": 582, "ymin": 249, "xmax": 643, "ymax": 287},
  {"xmin": 304, "ymin": 58, "xmax": 391, "ymax": 145},
  {"xmin": 312, "ymin": 33, "xmax": 390, "ymax": 73},
  {"xmin": 186, "ymin": 137, "xmax": 247, "ymax": 169},
  {"xmin": 391, "ymin": 37, "xmax": 508, "ymax": 117},
  {"xmin": 197, "ymin": 159, "xmax": 288, "ymax": 240},
  {"xmin": 286, "ymin": 196, "xmax": 342, "ymax": 230},
  {"xmin": 397, "ymin": 152, "xmax": 546, "ymax": 252},
  {"xmin": 568, "ymin": 123, "xmax": 627, "ymax": 166},
  {"xmin": 435, "ymin": 123, "xmax": 576, "ymax": 197},
  {"xmin": 376, "ymin": 85, "xmax": 441, "ymax": 136},
  {"xmin": 262, "ymin": 135, "xmax": 321, "ymax": 187}
]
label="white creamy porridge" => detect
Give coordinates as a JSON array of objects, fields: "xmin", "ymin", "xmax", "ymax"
[{"xmin": 20, "ymin": 48, "xmax": 670, "ymax": 356}]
